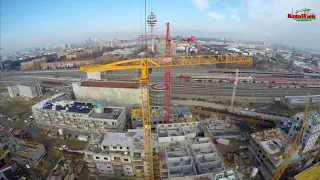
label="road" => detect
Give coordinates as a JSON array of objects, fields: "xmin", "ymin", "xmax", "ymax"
[{"xmin": 0, "ymin": 116, "xmax": 49, "ymax": 146}]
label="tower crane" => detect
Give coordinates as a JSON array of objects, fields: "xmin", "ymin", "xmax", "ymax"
[
  {"xmin": 80, "ymin": 43, "xmax": 252, "ymax": 180},
  {"xmin": 140, "ymin": 22, "xmax": 195, "ymax": 124},
  {"xmin": 272, "ymin": 91, "xmax": 310, "ymax": 180}
]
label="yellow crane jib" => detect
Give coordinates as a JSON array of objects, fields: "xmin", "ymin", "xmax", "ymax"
[{"xmin": 80, "ymin": 55, "xmax": 252, "ymax": 180}]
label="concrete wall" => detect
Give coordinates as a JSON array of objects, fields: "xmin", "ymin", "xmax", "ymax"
[{"xmin": 72, "ymin": 83, "xmax": 140, "ymax": 112}]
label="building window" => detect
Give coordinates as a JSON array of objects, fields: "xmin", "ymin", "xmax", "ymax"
[
  {"xmin": 113, "ymin": 147, "xmax": 117, "ymax": 149},
  {"xmin": 104, "ymin": 157, "xmax": 108, "ymax": 160},
  {"xmin": 126, "ymin": 168, "xmax": 131, "ymax": 170},
  {"xmin": 124, "ymin": 159, "xmax": 129, "ymax": 161},
  {"xmin": 120, "ymin": 147, "xmax": 123, "ymax": 149},
  {"xmin": 127, "ymin": 147, "xmax": 129, "ymax": 150},
  {"xmin": 95, "ymin": 157, "xmax": 100, "ymax": 159}
]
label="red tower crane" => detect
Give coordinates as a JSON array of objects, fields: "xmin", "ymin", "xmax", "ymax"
[
  {"xmin": 164, "ymin": 22, "xmax": 195, "ymax": 124},
  {"xmin": 139, "ymin": 23, "xmax": 195, "ymax": 124}
]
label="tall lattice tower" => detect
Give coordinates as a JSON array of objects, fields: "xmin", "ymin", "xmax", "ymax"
[{"xmin": 147, "ymin": 11, "xmax": 157, "ymax": 53}]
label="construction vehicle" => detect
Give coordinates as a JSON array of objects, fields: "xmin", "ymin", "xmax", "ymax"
[
  {"xmin": 272, "ymin": 92, "xmax": 310, "ymax": 180},
  {"xmin": 80, "ymin": 24, "xmax": 252, "ymax": 180}
]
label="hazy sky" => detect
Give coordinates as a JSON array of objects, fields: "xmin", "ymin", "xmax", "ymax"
[{"xmin": 1, "ymin": 0, "xmax": 319, "ymax": 54}]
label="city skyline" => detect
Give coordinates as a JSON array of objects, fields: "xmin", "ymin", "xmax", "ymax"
[{"xmin": 1, "ymin": 0, "xmax": 320, "ymax": 54}]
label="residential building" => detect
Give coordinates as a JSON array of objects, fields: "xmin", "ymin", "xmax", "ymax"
[
  {"xmin": 247, "ymin": 128, "xmax": 292, "ymax": 180},
  {"xmin": 131, "ymin": 106, "xmax": 179, "ymax": 128},
  {"xmin": 20, "ymin": 58, "xmax": 45, "ymax": 70},
  {"xmin": 7, "ymin": 84, "xmax": 19, "ymax": 98},
  {"xmin": 7, "ymin": 82, "xmax": 42, "ymax": 99},
  {"xmin": 155, "ymin": 42, "xmax": 177, "ymax": 56},
  {"xmin": 83, "ymin": 129, "xmax": 159, "ymax": 179},
  {"xmin": 288, "ymin": 113, "xmax": 320, "ymax": 153},
  {"xmin": 32, "ymin": 93, "xmax": 127, "ymax": 134},
  {"xmin": 17, "ymin": 82, "xmax": 42, "ymax": 99}
]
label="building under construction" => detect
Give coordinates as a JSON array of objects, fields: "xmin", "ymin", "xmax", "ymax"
[
  {"xmin": 131, "ymin": 106, "xmax": 179, "ymax": 129},
  {"xmin": 156, "ymin": 123, "xmax": 224, "ymax": 179},
  {"xmin": 247, "ymin": 128, "xmax": 292, "ymax": 180},
  {"xmin": 83, "ymin": 129, "xmax": 160, "ymax": 179}
]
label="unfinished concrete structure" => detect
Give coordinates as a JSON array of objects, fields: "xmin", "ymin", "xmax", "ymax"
[
  {"xmin": 83, "ymin": 129, "xmax": 159, "ymax": 179},
  {"xmin": 150, "ymin": 83, "xmax": 166, "ymax": 106},
  {"xmin": 32, "ymin": 93, "xmax": 126, "ymax": 134},
  {"xmin": 204, "ymin": 118, "xmax": 247, "ymax": 141},
  {"xmin": 72, "ymin": 81, "xmax": 140, "ymax": 112},
  {"xmin": 131, "ymin": 106, "xmax": 179, "ymax": 129},
  {"xmin": 157, "ymin": 123, "xmax": 223, "ymax": 179},
  {"xmin": 170, "ymin": 169, "xmax": 241, "ymax": 180},
  {"xmin": 247, "ymin": 128, "xmax": 292, "ymax": 180},
  {"xmin": 47, "ymin": 158, "xmax": 84, "ymax": 180},
  {"xmin": 161, "ymin": 137, "xmax": 223, "ymax": 179},
  {"xmin": 7, "ymin": 82, "xmax": 42, "ymax": 99},
  {"xmin": 289, "ymin": 112, "xmax": 320, "ymax": 153}
]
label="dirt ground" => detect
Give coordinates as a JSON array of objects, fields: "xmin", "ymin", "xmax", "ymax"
[{"xmin": 0, "ymin": 90, "xmax": 89, "ymax": 179}]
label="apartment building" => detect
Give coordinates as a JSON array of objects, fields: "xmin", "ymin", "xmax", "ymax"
[
  {"xmin": 156, "ymin": 123, "xmax": 223, "ymax": 180},
  {"xmin": 17, "ymin": 82, "xmax": 42, "ymax": 99},
  {"xmin": 83, "ymin": 129, "xmax": 159, "ymax": 179},
  {"xmin": 247, "ymin": 128, "xmax": 292, "ymax": 180},
  {"xmin": 289, "ymin": 113, "xmax": 320, "ymax": 153},
  {"xmin": 32, "ymin": 93, "xmax": 126, "ymax": 134},
  {"xmin": 131, "ymin": 106, "xmax": 179, "ymax": 129},
  {"xmin": 7, "ymin": 84, "xmax": 19, "ymax": 98},
  {"xmin": 7, "ymin": 82, "xmax": 42, "ymax": 99}
]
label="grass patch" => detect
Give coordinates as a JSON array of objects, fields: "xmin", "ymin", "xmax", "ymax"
[{"xmin": 0, "ymin": 85, "xmax": 7, "ymax": 94}]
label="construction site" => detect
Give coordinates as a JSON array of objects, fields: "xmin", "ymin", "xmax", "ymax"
[{"xmin": 1, "ymin": 8, "xmax": 320, "ymax": 180}]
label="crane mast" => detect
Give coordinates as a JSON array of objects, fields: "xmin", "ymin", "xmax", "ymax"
[
  {"xmin": 80, "ymin": 55, "xmax": 252, "ymax": 179},
  {"xmin": 140, "ymin": 66, "xmax": 154, "ymax": 179},
  {"xmin": 230, "ymin": 69, "xmax": 238, "ymax": 108},
  {"xmin": 272, "ymin": 92, "xmax": 310, "ymax": 180},
  {"xmin": 165, "ymin": 22, "xmax": 171, "ymax": 124}
]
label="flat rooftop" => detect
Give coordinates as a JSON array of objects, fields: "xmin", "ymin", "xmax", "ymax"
[
  {"xmin": 18, "ymin": 82, "xmax": 39, "ymax": 87},
  {"xmin": 43, "ymin": 101, "xmax": 94, "ymax": 114},
  {"xmin": 35, "ymin": 93, "xmax": 124, "ymax": 120},
  {"xmin": 81, "ymin": 81, "xmax": 139, "ymax": 89},
  {"xmin": 100, "ymin": 129, "xmax": 159, "ymax": 148},
  {"xmin": 158, "ymin": 124, "xmax": 201, "ymax": 137}
]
